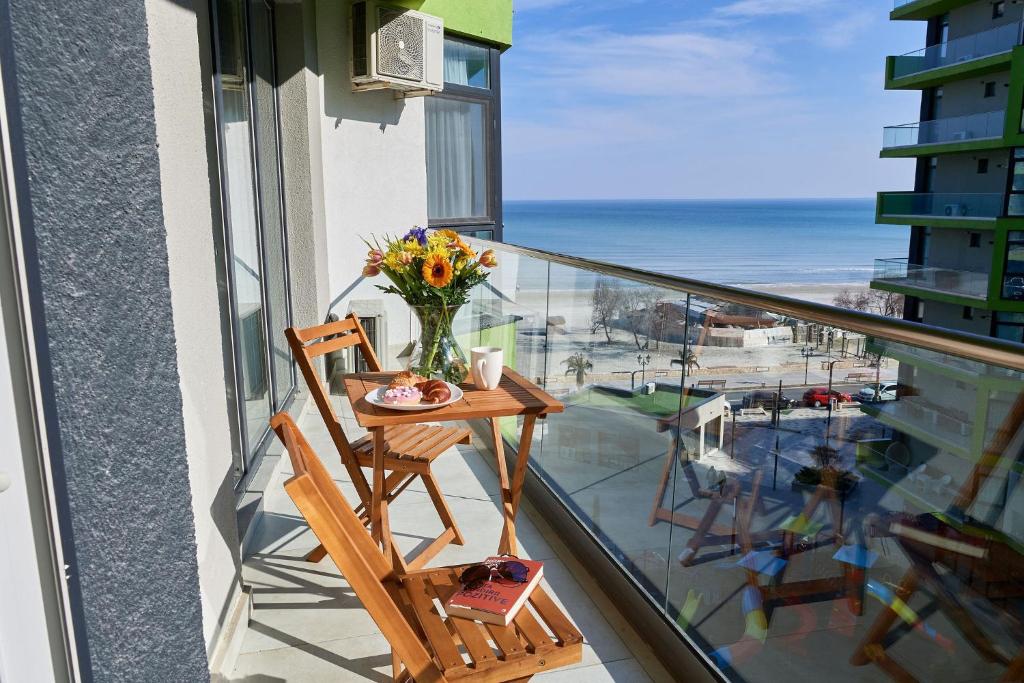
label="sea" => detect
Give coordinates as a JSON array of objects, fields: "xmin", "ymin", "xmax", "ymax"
[{"xmin": 502, "ymin": 198, "xmax": 909, "ymax": 288}]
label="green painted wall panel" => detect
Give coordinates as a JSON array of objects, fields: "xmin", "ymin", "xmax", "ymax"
[
  {"xmin": 890, "ymin": 0, "xmax": 974, "ymax": 21},
  {"xmin": 395, "ymin": 0, "xmax": 512, "ymax": 47}
]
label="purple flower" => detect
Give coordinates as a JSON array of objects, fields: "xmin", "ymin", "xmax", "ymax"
[{"xmin": 403, "ymin": 226, "xmax": 427, "ymax": 246}]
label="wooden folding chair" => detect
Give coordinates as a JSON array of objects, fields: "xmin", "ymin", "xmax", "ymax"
[
  {"xmin": 286, "ymin": 314, "xmax": 470, "ymax": 570},
  {"xmin": 270, "ymin": 412, "xmax": 584, "ymax": 682}
]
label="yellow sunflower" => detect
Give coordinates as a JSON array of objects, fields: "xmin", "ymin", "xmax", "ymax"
[{"xmin": 422, "ymin": 252, "xmax": 453, "ymax": 288}]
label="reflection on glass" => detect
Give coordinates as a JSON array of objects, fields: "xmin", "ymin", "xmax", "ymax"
[
  {"xmin": 426, "ymin": 98, "xmax": 487, "ymax": 220},
  {"xmin": 249, "ymin": 0, "xmax": 294, "ymax": 408},
  {"xmin": 216, "ymin": 0, "xmax": 270, "ymax": 453},
  {"xmin": 443, "ymin": 38, "xmax": 489, "ymax": 88},
  {"xmin": 464, "ymin": 239, "xmax": 1024, "ymax": 683}
]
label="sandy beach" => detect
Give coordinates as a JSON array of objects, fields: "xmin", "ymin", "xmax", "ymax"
[{"xmin": 496, "ymin": 282, "xmax": 892, "ymax": 394}]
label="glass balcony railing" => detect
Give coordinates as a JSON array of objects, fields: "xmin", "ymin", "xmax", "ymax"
[
  {"xmin": 878, "ymin": 191, "xmax": 1003, "ymax": 219},
  {"xmin": 873, "ymin": 257, "xmax": 990, "ymax": 299},
  {"xmin": 891, "ymin": 22, "xmax": 1022, "ymax": 79},
  {"xmin": 882, "ymin": 110, "xmax": 1004, "ymax": 148},
  {"xmin": 429, "ymin": 237, "xmax": 1024, "ymax": 683}
]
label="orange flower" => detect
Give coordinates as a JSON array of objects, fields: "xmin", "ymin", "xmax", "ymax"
[
  {"xmin": 478, "ymin": 249, "xmax": 498, "ymax": 268},
  {"xmin": 422, "ymin": 253, "xmax": 453, "ymax": 288}
]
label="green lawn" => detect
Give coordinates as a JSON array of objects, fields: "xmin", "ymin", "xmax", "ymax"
[{"xmin": 568, "ymin": 386, "xmax": 707, "ymax": 417}]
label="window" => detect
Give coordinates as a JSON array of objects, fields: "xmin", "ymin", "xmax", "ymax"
[
  {"xmin": 977, "ymin": 158, "xmax": 989, "ymax": 174},
  {"xmin": 212, "ymin": 0, "xmax": 295, "ymax": 482},
  {"xmin": 984, "ymin": 81, "xmax": 997, "ymax": 98},
  {"xmin": 969, "ymin": 232, "xmax": 981, "ymax": 247},
  {"xmin": 1002, "ymin": 231, "xmax": 1024, "ymax": 300},
  {"xmin": 425, "ymin": 37, "xmax": 502, "ymax": 239},
  {"xmin": 993, "ymin": 1, "xmax": 1006, "ymax": 18},
  {"xmin": 994, "ymin": 312, "xmax": 1024, "ymax": 342},
  {"xmin": 1008, "ymin": 149, "xmax": 1024, "ymax": 215},
  {"xmin": 963, "ymin": 306, "xmax": 974, "ymax": 320}
]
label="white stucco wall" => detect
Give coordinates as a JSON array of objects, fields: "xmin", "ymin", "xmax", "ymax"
[
  {"xmin": 145, "ymin": 0, "xmax": 242, "ymax": 655},
  {"xmin": 313, "ymin": 0, "xmax": 428, "ymax": 365}
]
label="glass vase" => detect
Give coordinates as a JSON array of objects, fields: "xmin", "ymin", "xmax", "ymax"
[{"xmin": 411, "ymin": 305, "xmax": 469, "ymax": 384}]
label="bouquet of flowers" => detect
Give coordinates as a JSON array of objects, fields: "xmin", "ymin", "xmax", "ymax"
[{"xmin": 362, "ymin": 227, "xmax": 497, "ymax": 382}]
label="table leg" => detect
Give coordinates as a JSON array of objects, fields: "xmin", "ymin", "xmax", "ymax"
[{"xmin": 496, "ymin": 414, "xmax": 538, "ymax": 556}]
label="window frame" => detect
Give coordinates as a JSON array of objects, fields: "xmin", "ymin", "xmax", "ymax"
[
  {"xmin": 425, "ymin": 35, "xmax": 503, "ymax": 241},
  {"xmin": 1001, "ymin": 230, "xmax": 1024, "ymax": 300},
  {"xmin": 209, "ymin": 0, "xmax": 296, "ymax": 485}
]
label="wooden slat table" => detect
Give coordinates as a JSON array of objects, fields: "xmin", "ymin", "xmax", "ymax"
[{"xmin": 344, "ymin": 366, "xmax": 563, "ymax": 569}]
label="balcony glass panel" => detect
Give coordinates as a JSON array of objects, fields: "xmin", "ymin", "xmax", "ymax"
[
  {"xmin": 458, "ymin": 238, "xmax": 1024, "ymax": 683},
  {"xmin": 883, "ymin": 110, "xmax": 1004, "ymax": 148},
  {"xmin": 878, "ymin": 192, "xmax": 1003, "ymax": 218},
  {"xmin": 873, "ymin": 258, "xmax": 989, "ymax": 299},
  {"xmin": 891, "ymin": 22, "xmax": 1021, "ymax": 79}
]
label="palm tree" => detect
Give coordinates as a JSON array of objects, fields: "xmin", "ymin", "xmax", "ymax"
[{"xmin": 562, "ymin": 352, "xmax": 593, "ymax": 388}]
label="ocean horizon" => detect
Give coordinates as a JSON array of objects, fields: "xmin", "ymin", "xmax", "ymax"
[{"xmin": 502, "ymin": 198, "xmax": 908, "ymax": 288}]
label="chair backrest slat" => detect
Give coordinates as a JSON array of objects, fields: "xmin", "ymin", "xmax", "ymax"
[
  {"xmin": 285, "ymin": 313, "xmax": 383, "ymax": 502},
  {"xmin": 271, "ymin": 413, "xmax": 446, "ymax": 682}
]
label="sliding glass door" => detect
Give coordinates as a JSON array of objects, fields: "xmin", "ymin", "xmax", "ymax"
[{"xmin": 212, "ymin": 0, "xmax": 295, "ymax": 481}]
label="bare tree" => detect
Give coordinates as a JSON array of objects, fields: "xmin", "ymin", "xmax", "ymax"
[
  {"xmin": 620, "ymin": 287, "xmax": 663, "ymax": 351},
  {"xmin": 590, "ymin": 279, "xmax": 622, "ymax": 343},
  {"xmin": 833, "ymin": 289, "xmax": 904, "ymax": 319}
]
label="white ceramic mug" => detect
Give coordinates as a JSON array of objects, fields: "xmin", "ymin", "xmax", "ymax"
[{"xmin": 471, "ymin": 346, "xmax": 503, "ymax": 390}]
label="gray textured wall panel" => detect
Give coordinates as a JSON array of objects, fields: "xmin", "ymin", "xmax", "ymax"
[{"xmin": 3, "ymin": 0, "xmax": 209, "ymax": 678}]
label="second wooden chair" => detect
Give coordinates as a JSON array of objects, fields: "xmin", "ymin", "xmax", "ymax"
[{"xmin": 286, "ymin": 313, "xmax": 470, "ymax": 570}]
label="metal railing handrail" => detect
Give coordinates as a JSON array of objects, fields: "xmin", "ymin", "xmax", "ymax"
[
  {"xmin": 470, "ymin": 235, "xmax": 1024, "ymax": 372},
  {"xmin": 895, "ymin": 20, "xmax": 1022, "ymax": 58},
  {"xmin": 882, "ymin": 108, "xmax": 1005, "ymax": 131}
]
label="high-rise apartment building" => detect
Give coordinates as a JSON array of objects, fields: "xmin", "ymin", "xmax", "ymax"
[{"xmin": 873, "ymin": 0, "xmax": 1024, "ymax": 343}]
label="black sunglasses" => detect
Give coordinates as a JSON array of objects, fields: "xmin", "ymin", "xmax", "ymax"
[{"xmin": 459, "ymin": 559, "xmax": 530, "ymax": 590}]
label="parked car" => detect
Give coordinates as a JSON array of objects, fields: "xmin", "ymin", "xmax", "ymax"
[
  {"xmin": 1005, "ymin": 276, "xmax": 1024, "ymax": 301},
  {"xmin": 857, "ymin": 382, "xmax": 898, "ymax": 403},
  {"xmin": 803, "ymin": 387, "xmax": 853, "ymax": 407},
  {"xmin": 742, "ymin": 390, "xmax": 797, "ymax": 410}
]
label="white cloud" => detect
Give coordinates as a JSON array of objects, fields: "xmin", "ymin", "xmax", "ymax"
[
  {"xmin": 716, "ymin": 0, "xmax": 835, "ymax": 17},
  {"xmin": 513, "ymin": 0, "xmax": 574, "ymax": 11},
  {"xmin": 510, "ymin": 26, "xmax": 788, "ymax": 99}
]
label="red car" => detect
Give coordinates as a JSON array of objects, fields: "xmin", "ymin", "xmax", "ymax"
[{"xmin": 803, "ymin": 387, "xmax": 852, "ymax": 408}]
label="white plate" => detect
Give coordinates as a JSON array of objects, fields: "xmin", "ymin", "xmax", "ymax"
[{"xmin": 366, "ymin": 382, "xmax": 464, "ymax": 411}]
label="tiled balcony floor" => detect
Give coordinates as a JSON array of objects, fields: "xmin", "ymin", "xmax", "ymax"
[{"xmin": 227, "ymin": 397, "xmax": 672, "ymax": 682}]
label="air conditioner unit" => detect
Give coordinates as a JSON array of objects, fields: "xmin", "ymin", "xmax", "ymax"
[
  {"xmin": 351, "ymin": 1, "xmax": 444, "ymax": 96},
  {"xmin": 944, "ymin": 203, "xmax": 969, "ymax": 216}
]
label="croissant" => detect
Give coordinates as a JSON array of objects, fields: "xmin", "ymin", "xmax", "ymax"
[{"xmin": 416, "ymin": 379, "xmax": 451, "ymax": 404}]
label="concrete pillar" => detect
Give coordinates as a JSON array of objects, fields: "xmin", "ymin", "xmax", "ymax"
[{"xmin": 1, "ymin": 0, "xmax": 210, "ymax": 677}]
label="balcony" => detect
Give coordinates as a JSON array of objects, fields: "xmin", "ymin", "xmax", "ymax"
[
  {"xmin": 881, "ymin": 110, "xmax": 1005, "ymax": 157},
  {"xmin": 877, "ymin": 191, "xmax": 1003, "ymax": 226},
  {"xmin": 891, "ymin": 0, "xmax": 979, "ymax": 21},
  {"xmin": 234, "ymin": 237, "xmax": 1024, "ymax": 682},
  {"xmin": 872, "ymin": 257, "xmax": 990, "ymax": 302},
  {"xmin": 886, "ymin": 22, "xmax": 1021, "ymax": 89}
]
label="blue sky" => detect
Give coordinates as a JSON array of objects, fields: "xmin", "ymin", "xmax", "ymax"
[{"xmin": 501, "ymin": 0, "xmax": 925, "ymax": 200}]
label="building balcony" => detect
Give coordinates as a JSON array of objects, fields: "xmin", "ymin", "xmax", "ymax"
[
  {"xmin": 232, "ymin": 237, "xmax": 1024, "ymax": 682},
  {"xmin": 892, "ymin": 0, "xmax": 979, "ymax": 21},
  {"xmin": 881, "ymin": 110, "xmax": 1005, "ymax": 157},
  {"xmin": 877, "ymin": 191, "xmax": 1003, "ymax": 226},
  {"xmin": 872, "ymin": 257, "xmax": 990, "ymax": 303},
  {"xmin": 885, "ymin": 22, "xmax": 1021, "ymax": 89}
]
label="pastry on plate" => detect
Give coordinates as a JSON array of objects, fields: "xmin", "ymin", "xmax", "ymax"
[
  {"xmin": 382, "ymin": 386, "xmax": 422, "ymax": 405},
  {"xmin": 388, "ymin": 370, "xmax": 427, "ymax": 390},
  {"xmin": 416, "ymin": 379, "xmax": 452, "ymax": 404}
]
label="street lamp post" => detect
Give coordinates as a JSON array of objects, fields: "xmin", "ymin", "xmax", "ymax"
[
  {"xmin": 800, "ymin": 346, "xmax": 814, "ymax": 386},
  {"xmin": 826, "ymin": 359, "xmax": 840, "ymax": 444},
  {"xmin": 637, "ymin": 352, "xmax": 652, "ymax": 387}
]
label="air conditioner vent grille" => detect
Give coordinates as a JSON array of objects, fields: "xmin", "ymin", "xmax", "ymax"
[{"xmin": 377, "ymin": 8, "xmax": 424, "ymax": 81}]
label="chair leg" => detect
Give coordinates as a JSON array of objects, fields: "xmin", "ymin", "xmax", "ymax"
[
  {"xmin": 304, "ymin": 544, "xmax": 328, "ymax": 563},
  {"xmin": 422, "ymin": 470, "xmax": 465, "ymax": 546}
]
